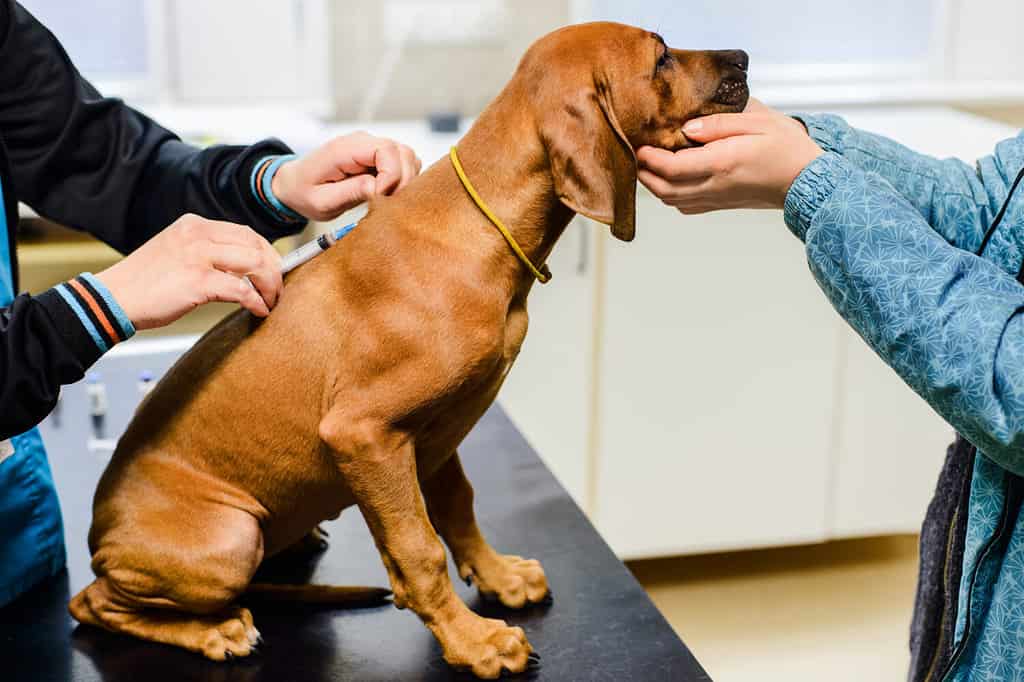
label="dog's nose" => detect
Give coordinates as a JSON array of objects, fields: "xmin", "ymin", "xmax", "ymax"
[{"xmin": 717, "ymin": 49, "xmax": 749, "ymax": 74}]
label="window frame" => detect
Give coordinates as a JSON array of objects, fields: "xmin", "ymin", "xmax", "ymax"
[{"xmin": 44, "ymin": 0, "xmax": 333, "ymax": 114}]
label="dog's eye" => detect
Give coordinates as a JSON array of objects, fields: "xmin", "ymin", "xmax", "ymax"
[{"xmin": 656, "ymin": 49, "xmax": 672, "ymax": 70}]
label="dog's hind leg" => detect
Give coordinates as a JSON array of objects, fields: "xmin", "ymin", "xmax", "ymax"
[
  {"xmin": 319, "ymin": 416, "xmax": 534, "ymax": 679},
  {"xmin": 423, "ymin": 452, "xmax": 550, "ymax": 609},
  {"xmin": 69, "ymin": 497, "xmax": 265, "ymax": 660},
  {"xmin": 70, "ymin": 580, "xmax": 260, "ymax": 660}
]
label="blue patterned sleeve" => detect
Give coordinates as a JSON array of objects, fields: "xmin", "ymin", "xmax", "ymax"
[
  {"xmin": 795, "ymin": 114, "xmax": 1021, "ymax": 254},
  {"xmin": 786, "ymin": 152, "xmax": 1024, "ymax": 474}
]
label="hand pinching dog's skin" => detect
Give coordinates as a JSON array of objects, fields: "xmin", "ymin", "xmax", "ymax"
[{"xmin": 69, "ymin": 22, "xmax": 748, "ymax": 679}]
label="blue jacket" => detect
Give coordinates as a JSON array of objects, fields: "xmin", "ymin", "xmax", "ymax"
[
  {"xmin": 0, "ymin": 0, "xmax": 306, "ymax": 606},
  {"xmin": 0, "ymin": 178, "xmax": 65, "ymax": 603},
  {"xmin": 790, "ymin": 113, "xmax": 1024, "ymax": 681}
]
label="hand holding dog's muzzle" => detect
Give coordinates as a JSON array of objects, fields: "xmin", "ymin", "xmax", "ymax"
[{"xmin": 636, "ymin": 98, "xmax": 824, "ymax": 214}]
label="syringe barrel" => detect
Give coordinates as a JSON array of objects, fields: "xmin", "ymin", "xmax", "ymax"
[
  {"xmin": 280, "ymin": 223, "xmax": 357, "ymax": 275},
  {"xmin": 281, "ymin": 238, "xmax": 329, "ymax": 274}
]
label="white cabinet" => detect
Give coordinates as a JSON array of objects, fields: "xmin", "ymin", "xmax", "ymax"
[
  {"xmin": 169, "ymin": 0, "xmax": 331, "ymax": 111},
  {"xmin": 499, "ymin": 218, "xmax": 598, "ymax": 507},
  {"xmin": 828, "ymin": 330, "xmax": 954, "ymax": 538},
  {"xmin": 592, "ymin": 202, "xmax": 841, "ymax": 558}
]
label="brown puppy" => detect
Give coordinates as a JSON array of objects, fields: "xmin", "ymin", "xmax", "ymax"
[{"xmin": 69, "ymin": 22, "xmax": 748, "ymax": 679}]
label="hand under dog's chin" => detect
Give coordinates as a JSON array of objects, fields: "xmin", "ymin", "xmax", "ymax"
[{"xmin": 660, "ymin": 129, "xmax": 703, "ymax": 151}]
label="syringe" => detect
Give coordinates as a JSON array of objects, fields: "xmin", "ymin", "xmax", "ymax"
[{"xmin": 281, "ymin": 222, "xmax": 359, "ymax": 275}]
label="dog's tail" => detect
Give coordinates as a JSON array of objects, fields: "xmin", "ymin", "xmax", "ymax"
[{"xmin": 244, "ymin": 583, "xmax": 391, "ymax": 606}]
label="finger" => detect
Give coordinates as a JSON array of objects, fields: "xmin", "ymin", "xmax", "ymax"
[
  {"xmin": 323, "ymin": 132, "xmax": 379, "ymax": 176},
  {"xmin": 743, "ymin": 97, "xmax": 770, "ymax": 114},
  {"xmin": 637, "ymin": 168, "xmax": 682, "ymax": 201},
  {"xmin": 636, "ymin": 146, "xmax": 714, "ymax": 183},
  {"xmin": 311, "ymin": 175, "xmax": 376, "ymax": 217},
  {"xmin": 261, "ymin": 241, "xmax": 284, "ymax": 304},
  {"xmin": 241, "ymin": 245, "xmax": 283, "ymax": 310},
  {"xmin": 372, "ymin": 142, "xmax": 403, "ymax": 195},
  {"xmin": 396, "ymin": 145, "xmax": 419, "ymax": 190},
  {"xmin": 201, "ymin": 227, "xmax": 281, "ymax": 308},
  {"xmin": 204, "ymin": 243, "xmax": 263, "ymax": 275},
  {"xmin": 682, "ymin": 112, "xmax": 771, "ymax": 143},
  {"xmin": 637, "ymin": 168, "xmax": 713, "ymax": 202},
  {"xmin": 678, "ymin": 204, "xmax": 715, "ymax": 215},
  {"xmin": 201, "ymin": 220, "xmax": 267, "ymax": 250},
  {"xmin": 202, "ymin": 270, "xmax": 271, "ymax": 317}
]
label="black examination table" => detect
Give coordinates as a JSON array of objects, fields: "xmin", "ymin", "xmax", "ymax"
[{"xmin": 0, "ymin": 342, "xmax": 709, "ymax": 681}]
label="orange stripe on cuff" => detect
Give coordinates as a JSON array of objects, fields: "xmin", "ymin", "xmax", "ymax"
[
  {"xmin": 255, "ymin": 158, "xmax": 273, "ymax": 207},
  {"xmin": 67, "ymin": 278, "xmax": 121, "ymax": 343}
]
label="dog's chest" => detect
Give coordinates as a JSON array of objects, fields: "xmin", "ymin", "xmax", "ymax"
[
  {"xmin": 502, "ymin": 306, "xmax": 529, "ymax": 362},
  {"xmin": 412, "ymin": 306, "xmax": 528, "ymax": 462}
]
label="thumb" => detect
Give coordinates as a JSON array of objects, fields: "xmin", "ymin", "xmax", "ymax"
[
  {"xmin": 683, "ymin": 113, "xmax": 770, "ymax": 143},
  {"xmin": 311, "ymin": 175, "xmax": 377, "ymax": 218}
]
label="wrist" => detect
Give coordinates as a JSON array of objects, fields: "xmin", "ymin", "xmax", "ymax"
[
  {"xmin": 783, "ymin": 151, "xmax": 849, "ymax": 241},
  {"xmin": 251, "ymin": 155, "xmax": 305, "ymax": 223},
  {"xmin": 93, "ymin": 265, "xmax": 141, "ymax": 331},
  {"xmin": 270, "ymin": 158, "xmax": 298, "ymax": 210},
  {"xmin": 778, "ymin": 143, "xmax": 825, "ymax": 208}
]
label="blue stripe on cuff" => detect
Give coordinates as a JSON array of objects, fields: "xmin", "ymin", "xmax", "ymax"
[
  {"xmin": 80, "ymin": 272, "xmax": 136, "ymax": 339},
  {"xmin": 55, "ymin": 284, "xmax": 109, "ymax": 353},
  {"xmin": 261, "ymin": 155, "xmax": 305, "ymax": 222}
]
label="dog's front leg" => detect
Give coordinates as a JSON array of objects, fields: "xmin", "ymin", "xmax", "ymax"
[
  {"xmin": 424, "ymin": 452, "xmax": 550, "ymax": 608},
  {"xmin": 320, "ymin": 417, "xmax": 534, "ymax": 679}
]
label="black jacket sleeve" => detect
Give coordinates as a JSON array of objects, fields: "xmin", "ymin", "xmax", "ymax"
[
  {"xmin": 0, "ymin": 0, "xmax": 307, "ymax": 252},
  {"xmin": 0, "ymin": 1, "xmax": 309, "ymax": 438},
  {"xmin": 0, "ymin": 287, "xmax": 106, "ymax": 440}
]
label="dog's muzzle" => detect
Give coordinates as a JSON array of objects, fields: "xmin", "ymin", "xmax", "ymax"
[{"xmin": 711, "ymin": 49, "xmax": 750, "ymax": 107}]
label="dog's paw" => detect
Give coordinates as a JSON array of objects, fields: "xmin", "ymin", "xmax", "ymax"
[
  {"xmin": 200, "ymin": 607, "xmax": 261, "ymax": 661},
  {"xmin": 461, "ymin": 553, "xmax": 549, "ymax": 609},
  {"xmin": 440, "ymin": 616, "xmax": 534, "ymax": 679}
]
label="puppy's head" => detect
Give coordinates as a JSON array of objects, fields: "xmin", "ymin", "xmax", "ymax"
[{"xmin": 519, "ymin": 22, "xmax": 749, "ymax": 241}]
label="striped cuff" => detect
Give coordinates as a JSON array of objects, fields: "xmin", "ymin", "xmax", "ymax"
[
  {"xmin": 251, "ymin": 154, "xmax": 305, "ymax": 223},
  {"xmin": 51, "ymin": 274, "xmax": 135, "ymax": 354}
]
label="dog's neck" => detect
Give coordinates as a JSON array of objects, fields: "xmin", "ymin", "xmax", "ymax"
[{"xmin": 446, "ymin": 89, "xmax": 576, "ymax": 296}]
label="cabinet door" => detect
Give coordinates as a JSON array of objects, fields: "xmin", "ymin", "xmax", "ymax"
[
  {"xmin": 170, "ymin": 0, "xmax": 330, "ymax": 107},
  {"xmin": 594, "ymin": 201, "xmax": 840, "ymax": 559},
  {"xmin": 498, "ymin": 218, "xmax": 597, "ymax": 508},
  {"xmin": 829, "ymin": 330, "xmax": 954, "ymax": 538}
]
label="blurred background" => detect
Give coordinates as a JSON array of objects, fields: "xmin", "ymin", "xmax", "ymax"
[{"xmin": 17, "ymin": 1, "xmax": 1024, "ymax": 680}]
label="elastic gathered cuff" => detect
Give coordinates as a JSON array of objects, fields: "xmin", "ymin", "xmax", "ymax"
[
  {"xmin": 784, "ymin": 152, "xmax": 854, "ymax": 242},
  {"xmin": 792, "ymin": 113, "xmax": 847, "ymax": 155}
]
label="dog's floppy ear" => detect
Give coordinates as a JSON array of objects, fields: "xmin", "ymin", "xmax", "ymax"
[{"xmin": 543, "ymin": 84, "xmax": 637, "ymax": 241}]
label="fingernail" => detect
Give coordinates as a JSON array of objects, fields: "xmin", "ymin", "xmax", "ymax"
[{"xmin": 684, "ymin": 119, "xmax": 703, "ymax": 134}]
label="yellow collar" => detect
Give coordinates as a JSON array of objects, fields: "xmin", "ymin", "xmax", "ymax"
[{"xmin": 449, "ymin": 147, "xmax": 551, "ymax": 284}]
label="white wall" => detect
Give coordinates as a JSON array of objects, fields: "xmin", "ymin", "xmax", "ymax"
[{"xmin": 950, "ymin": 0, "xmax": 1024, "ymax": 83}]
